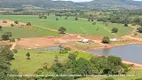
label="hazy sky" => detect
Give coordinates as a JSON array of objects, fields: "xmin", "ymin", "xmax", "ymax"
[
  {"xmin": 55, "ymin": 0, "xmax": 93, "ymax": 2},
  {"xmin": 54, "ymin": 0, "xmax": 142, "ymax": 2}
]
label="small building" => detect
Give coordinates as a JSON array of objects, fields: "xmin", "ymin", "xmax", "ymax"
[
  {"xmin": 109, "ymin": 37, "xmax": 117, "ymax": 41},
  {"xmin": 79, "ymin": 39, "xmax": 93, "ymax": 43}
]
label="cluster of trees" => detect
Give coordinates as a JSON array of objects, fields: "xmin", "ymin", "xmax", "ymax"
[
  {"xmin": 1, "ymin": 32, "xmax": 12, "ymax": 40},
  {"xmin": 39, "ymin": 15, "xmax": 47, "ymax": 19},
  {"xmin": 35, "ymin": 53, "xmax": 129, "ymax": 80},
  {"xmin": 0, "ymin": 48, "xmax": 19, "ymax": 80}
]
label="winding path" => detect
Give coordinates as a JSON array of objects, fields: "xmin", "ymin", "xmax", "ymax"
[{"xmin": 10, "ymin": 39, "xmax": 17, "ymax": 50}]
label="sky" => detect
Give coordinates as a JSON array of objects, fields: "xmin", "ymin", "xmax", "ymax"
[
  {"xmin": 54, "ymin": 0, "xmax": 142, "ymax": 2},
  {"xmin": 54, "ymin": 0, "xmax": 93, "ymax": 2}
]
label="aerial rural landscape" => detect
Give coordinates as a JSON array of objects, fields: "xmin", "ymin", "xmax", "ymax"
[{"xmin": 1, "ymin": 0, "xmax": 142, "ymax": 80}]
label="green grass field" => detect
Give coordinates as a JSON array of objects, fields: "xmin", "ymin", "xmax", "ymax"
[
  {"xmin": 0, "ymin": 26, "xmax": 59, "ymax": 39},
  {"xmin": 0, "ymin": 15, "xmax": 133, "ymax": 36},
  {"xmin": 11, "ymin": 49, "xmax": 93, "ymax": 74}
]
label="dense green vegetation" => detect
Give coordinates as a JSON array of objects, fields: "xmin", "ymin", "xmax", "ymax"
[
  {"xmin": 0, "ymin": 15, "xmax": 132, "ymax": 36},
  {"xmin": 0, "ymin": 48, "xmax": 19, "ymax": 80}
]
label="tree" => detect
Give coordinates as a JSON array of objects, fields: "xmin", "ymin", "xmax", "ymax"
[
  {"xmin": 102, "ymin": 36, "xmax": 110, "ymax": 44},
  {"xmin": 1, "ymin": 34, "xmax": 10, "ymax": 40},
  {"xmin": 59, "ymin": 47, "xmax": 71, "ymax": 54},
  {"xmin": 54, "ymin": 55, "xmax": 59, "ymax": 64},
  {"xmin": 0, "ymin": 48, "xmax": 14, "ymax": 79},
  {"xmin": 26, "ymin": 22, "xmax": 32, "ymax": 26},
  {"xmin": 75, "ymin": 17, "xmax": 78, "ymax": 21},
  {"xmin": 14, "ymin": 21, "xmax": 19, "ymax": 24},
  {"xmin": 137, "ymin": 27, "xmax": 142, "ymax": 33},
  {"xmin": 44, "ymin": 16, "xmax": 47, "ymax": 19},
  {"xmin": 0, "ymin": 26, "xmax": 2, "ymax": 30},
  {"xmin": 5, "ymin": 32, "xmax": 12, "ymax": 37},
  {"xmin": 112, "ymin": 27, "xmax": 118, "ymax": 33},
  {"xmin": 39, "ymin": 15, "xmax": 42, "ymax": 19},
  {"xmin": 56, "ymin": 18, "xmax": 59, "ymax": 21},
  {"xmin": 92, "ymin": 22, "xmax": 96, "ymax": 25},
  {"xmin": 68, "ymin": 53, "xmax": 77, "ymax": 61},
  {"xmin": 65, "ymin": 17, "xmax": 68, "ymax": 20},
  {"xmin": 124, "ymin": 24, "xmax": 128, "ymax": 27},
  {"xmin": 11, "ymin": 24, "xmax": 14, "ymax": 27},
  {"xmin": 13, "ymin": 49, "xmax": 18, "ymax": 53},
  {"xmin": 58, "ymin": 27, "xmax": 67, "ymax": 34},
  {"xmin": 26, "ymin": 52, "xmax": 30, "ymax": 60}
]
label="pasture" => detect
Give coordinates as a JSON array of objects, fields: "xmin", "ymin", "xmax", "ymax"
[
  {"xmin": 11, "ymin": 49, "xmax": 93, "ymax": 74},
  {"xmin": 0, "ymin": 15, "xmax": 133, "ymax": 36},
  {"xmin": 0, "ymin": 26, "xmax": 59, "ymax": 39}
]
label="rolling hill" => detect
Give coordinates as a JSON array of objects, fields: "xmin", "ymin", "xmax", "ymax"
[{"xmin": 0, "ymin": 0, "xmax": 142, "ymax": 10}]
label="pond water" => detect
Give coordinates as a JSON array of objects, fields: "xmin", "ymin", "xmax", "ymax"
[
  {"xmin": 88, "ymin": 44, "xmax": 142, "ymax": 64},
  {"xmin": 34, "ymin": 46, "xmax": 60, "ymax": 50}
]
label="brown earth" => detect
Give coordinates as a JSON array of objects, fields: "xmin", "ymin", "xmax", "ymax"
[
  {"xmin": 16, "ymin": 34, "xmax": 81, "ymax": 49},
  {"xmin": 0, "ymin": 19, "xmax": 26, "ymax": 27}
]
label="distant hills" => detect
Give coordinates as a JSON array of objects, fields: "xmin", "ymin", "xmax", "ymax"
[{"xmin": 0, "ymin": 0, "xmax": 142, "ymax": 10}]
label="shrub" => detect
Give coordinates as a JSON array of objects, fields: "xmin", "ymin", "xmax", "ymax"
[
  {"xmin": 136, "ymin": 78, "xmax": 142, "ymax": 80},
  {"xmin": 102, "ymin": 36, "xmax": 110, "ymax": 44},
  {"xmin": 124, "ymin": 24, "xmax": 128, "ymax": 27},
  {"xmin": 14, "ymin": 21, "xmax": 19, "ymax": 24},
  {"xmin": 10, "ymin": 38, "xmax": 15, "ymax": 42},
  {"xmin": 11, "ymin": 24, "xmax": 14, "ymax": 27},
  {"xmin": 2, "ymin": 20, "xmax": 7, "ymax": 23},
  {"xmin": 112, "ymin": 27, "xmax": 118, "ymax": 33},
  {"xmin": 58, "ymin": 27, "xmax": 67, "ymax": 34},
  {"xmin": 17, "ymin": 38, "xmax": 21, "ymax": 41},
  {"xmin": 1, "ymin": 34, "xmax": 9, "ymax": 40},
  {"xmin": 104, "ymin": 77, "xmax": 115, "ymax": 80},
  {"xmin": 13, "ymin": 49, "xmax": 18, "ymax": 53},
  {"xmin": 26, "ymin": 22, "xmax": 32, "ymax": 26},
  {"xmin": 0, "ymin": 26, "xmax": 2, "ymax": 30},
  {"xmin": 75, "ymin": 17, "xmax": 78, "ymax": 21},
  {"xmin": 132, "ymin": 23, "xmax": 136, "ymax": 26},
  {"xmin": 92, "ymin": 22, "xmax": 96, "ymax": 25},
  {"xmin": 56, "ymin": 18, "xmax": 59, "ymax": 21},
  {"xmin": 137, "ymin": 27, "xmax": 142, "ymax": 33}
]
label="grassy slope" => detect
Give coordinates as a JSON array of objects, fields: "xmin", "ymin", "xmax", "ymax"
[
  {"xmin": 0, "ymin": 26, "xmax": 59, "ymax": 39},
  {"xmin": 0, "ymin": 15, "xmax": 133, "ymax": 36},
  {"xmin": 11, "ymin": 49, "xmax": 93, "ymax": 74}
]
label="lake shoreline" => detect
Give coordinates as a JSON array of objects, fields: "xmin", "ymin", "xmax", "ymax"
[{"xmin": 89, "ymin": 43, "xmax": 142, "ymax": 69}]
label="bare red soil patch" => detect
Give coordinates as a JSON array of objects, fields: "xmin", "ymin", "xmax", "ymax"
[{"xmin": 17, "ymin": 34, "xmax": 81, "ymax": 49}]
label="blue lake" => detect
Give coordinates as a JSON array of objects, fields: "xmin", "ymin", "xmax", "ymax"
[{"xmin": 89, "ymin": 44, "xmax": 142, "ymax": 64}]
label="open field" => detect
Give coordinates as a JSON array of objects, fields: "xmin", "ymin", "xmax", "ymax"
[
  {"xmin": 0, "ymin": 26, "xmax": 59, "ymax": 39},
  {"xmin": 0, "ymin": 15, "xmax": 133, "ymax": 36},
  {"xmin": 11, "ymin": 49, "xmax": 93, "ymax": 74}
]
